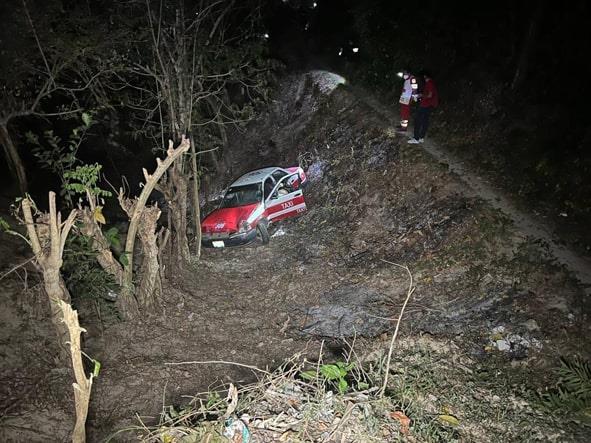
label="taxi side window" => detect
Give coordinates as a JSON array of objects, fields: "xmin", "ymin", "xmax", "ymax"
[
  {"xmin": 264, "ymin": 177, "xmax": 275, "ymax": 199},
  {"xmin": 272, "ymin": 170, "xmax": 288, "ymax": 181}
]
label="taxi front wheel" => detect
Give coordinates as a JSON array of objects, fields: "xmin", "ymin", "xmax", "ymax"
[{"xmin": 256, "ymin": 223, "xmax": 270, "ymax": 245}]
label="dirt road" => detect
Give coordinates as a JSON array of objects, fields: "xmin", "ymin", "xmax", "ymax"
[{"xmin": 361, "ymin": 91, "xmax": 591, "ymax": 293}]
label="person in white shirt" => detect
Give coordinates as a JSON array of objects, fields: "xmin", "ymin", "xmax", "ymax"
[{"xmin": 396, "ymin": 69, "xmax": 418, "ymax": 132}]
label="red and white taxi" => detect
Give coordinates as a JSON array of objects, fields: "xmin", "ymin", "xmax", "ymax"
[{"xmin": 201, "ymin": 166, "xmax": 307, "ymax": 248}]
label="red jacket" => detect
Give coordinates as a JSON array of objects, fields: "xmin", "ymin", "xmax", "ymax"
[{"xmin": 420, "ymin": 78, "xmax": 438, "ymax": 108}]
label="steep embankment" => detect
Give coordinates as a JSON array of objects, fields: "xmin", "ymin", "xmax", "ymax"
[
  {"xmin": 1, "ymin": 71, "xmax": 589, "ymax": 442},
  {"xmin": 134, "ymin": 71, "xmax": 588, "ymax": 440}
]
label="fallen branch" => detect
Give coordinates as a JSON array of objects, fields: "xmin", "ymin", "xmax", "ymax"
[
  {"xmin": 379, "ymin": 259, "xmax": 415, "ymax": 397},
  {"xmin": 164, "ymin": 360, "xmax": 270, "ymax": 375}
]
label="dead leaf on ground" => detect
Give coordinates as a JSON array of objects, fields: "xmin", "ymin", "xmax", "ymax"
[
  {"xmin": 390, "ymin": 410, "xmax": 410, "ymax": 434},
  {"xmin": 438, "ymin": 414, "xmax": 460, "ymax": 427}
]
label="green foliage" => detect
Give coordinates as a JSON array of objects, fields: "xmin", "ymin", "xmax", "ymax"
[
  {"xmin": 104, "ymin": 226, "xmax": 122, "ymax": 250},
  {"xmin": 540, "ymin": 357, "xmax": 591, "ymax": 425},
  {"xmin": 62, "ymin": 230, "xmax": 117, "ymax": 302},
  {"xmin": 118, "ymin": 251, "xmax": 129, "ymax": 267},
  {"xmin": 301, "ymin": 361, "xmax": 355, "ymax": 394},
  {"xmin": 27, "ymin": 114, "xmax": 96, "ymax": 206},
  {"xmin": 81, "ymin": 112, "xmax": 93, "ymax": 127},
  {"xmin": 63, "ymin": 163, "xmax": 112, "ymax": 199},
  {"xmin": 0, "ymin": 216, "xmax": 10, "ymax": 232},
  {"xmin": 206, "ymin": 391, "xmax": 221, "ymax": 409}
]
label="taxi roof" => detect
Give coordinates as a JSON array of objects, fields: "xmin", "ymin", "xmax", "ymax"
[{"xmin": 230, "ymin": 167, "xmax": 281, "ymax": 187}]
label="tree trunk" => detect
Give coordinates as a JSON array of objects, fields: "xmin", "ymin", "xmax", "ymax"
[
  {"xmin": 80, "ymin": 209, "xmax": 123, "ymax": 284},
  {"xmin": 0, "ymin": 123, "xmax": 28, "ymax": 193},
  {"xmin": 511, "ymin": 1, "xmax": 546, "ymax": 91},
  {"xmin": 59, "ymin": 300, "xmax": 93, "ymax": 443},
  {"xmin": 45, "ymin": 265, "xmax": 72, "ymax": 359},
  {"xmin": 189, "ymin": 136, "xmax": 202, "ymax": 257},
  {"xmin": 169, "ymin": 162, "xmax": 190, "ymax": 268},
  {"xmin": 208, "ymin": 149, "xmax": 221, "ymax": 173},
  {"xmin": 21, "ymin": 193, "xmax": 77, "ymax": 360},
  {"xmin": 157, "ymin": 226, "xmax": 170, "ymax": 281},
  {"xmin": 117, "ymin": 137, "xmax": 189, "ymax": 317},
  {"xmin": 136, "ymin": 205, "xmax": 162, "ymax": 310}
]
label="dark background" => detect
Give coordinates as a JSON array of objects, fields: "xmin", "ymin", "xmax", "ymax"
[
  {"xmin": 2, "ymin": 0, "xmax": 590, "ymax": 242},
  {"xmin": 265, "ymin": 0, "xmax": 591, "ymax": 248}
]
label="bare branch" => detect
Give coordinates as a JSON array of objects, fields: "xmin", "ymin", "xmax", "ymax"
[
  {"xmin": 59, "ymin": 209, "xmax": 78, "ymax": 259},
  {"xmin": 22, "ymin": 0, "xmax": 53, "ymax": 85},
  {"xmin": 379, "ymin": 260, "xmax": 415, "ymax": 397},
  {"xmin": 21, "ymin": 198, "xmax": 42, "ymax": 259}
]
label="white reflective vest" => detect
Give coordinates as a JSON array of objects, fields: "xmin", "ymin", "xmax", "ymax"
[{"xmin": 399, "ymin": 76, "xmax": 418, "ymax": 105}]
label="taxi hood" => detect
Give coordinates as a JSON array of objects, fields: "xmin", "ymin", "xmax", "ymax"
[{"xmin": 201, "ymin": 203, "xmax": 259, "ymax": 233}]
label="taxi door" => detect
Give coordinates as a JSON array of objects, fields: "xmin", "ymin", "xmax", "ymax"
[{"xmin": 265, "ymin": 173, "xmax": 307, "ymax": 223}]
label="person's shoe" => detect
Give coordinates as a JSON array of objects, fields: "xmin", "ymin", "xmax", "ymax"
[
  {"xmin": 407, "ymin": 138, "xmax": 420, "ymax": 144},
  {"xmin": 418, "ymin": 138, "xmax": 424, "ymax": 143}
]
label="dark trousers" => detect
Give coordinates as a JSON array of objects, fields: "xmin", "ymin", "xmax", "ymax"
[{"xmin": 414, "ymin": 106, "xmax": 432, "ymax": 140}]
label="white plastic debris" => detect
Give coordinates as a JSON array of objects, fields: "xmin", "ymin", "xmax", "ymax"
[
  {"xmin": 271, "ymin": 227, "xmax": 286, "ymax": 238},
  {"xmin": 523, "ymin": 319, "xmax": 540, "ymax": 331},
  {"xmin": 491, "ymin": 325, "xmax": 505, "ymax": 335},
  {"xmin": 496, "ymin": 339, "xmax": 511, "ymax": 351}
]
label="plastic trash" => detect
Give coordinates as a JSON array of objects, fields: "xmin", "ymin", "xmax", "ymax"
[
  {"xmin": 223, "ymin": 416, "xmax": 250, "ymax": 443},
  {"xmin": 271, "ymin": 227, "xmax": 286, "ymax": 238}
]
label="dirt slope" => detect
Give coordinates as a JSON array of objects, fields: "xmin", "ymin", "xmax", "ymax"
[
  {"xmin": 360, "ymin": 91, "xmax": 591, "ymax": 293},
  {"xmin": 1, "ymin": 72, "xmax": 590, "ymax": 442}
]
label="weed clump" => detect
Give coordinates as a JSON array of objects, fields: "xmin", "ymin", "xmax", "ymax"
[{"xmin": 540, "ymin": 357, "xmax": 591, "ymax": 427}]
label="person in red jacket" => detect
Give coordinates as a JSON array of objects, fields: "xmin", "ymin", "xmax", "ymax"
[{"xmin": 408, "ymin": 71, "xmax": 438, "ymax": 144}]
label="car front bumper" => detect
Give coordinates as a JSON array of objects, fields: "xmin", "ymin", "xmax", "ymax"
[{"xmin": 201, "ymin": 228, "xmax": 257, "ymax": 248}]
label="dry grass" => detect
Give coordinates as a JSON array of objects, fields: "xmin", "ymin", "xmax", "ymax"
[
  {"xmin": 109, "ymin": 335, "xmax": 591, "ymax": 443},
  {"xmin": 109, "ymin": 347, "xmax": 413, "ymax": 442}
]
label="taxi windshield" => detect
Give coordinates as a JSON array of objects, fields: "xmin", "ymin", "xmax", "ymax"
[{"xmin": 220, "ymin": 183, "xmax": 262, "ymax": 208}]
